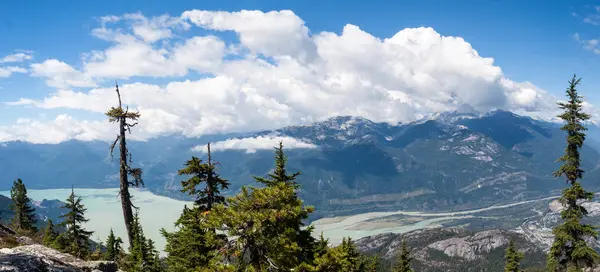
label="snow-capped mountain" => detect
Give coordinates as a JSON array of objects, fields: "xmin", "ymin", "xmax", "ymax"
[{"xmin": 1, "ymin": 110, "xmax": 600, "ymax": 220}]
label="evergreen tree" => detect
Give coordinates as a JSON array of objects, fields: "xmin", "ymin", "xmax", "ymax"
[
  {"xmin": 547, "ymin": 75, "xmax": 600, "ymax": 271},
  {"xmin": 104, "ymin": 228, "xmax": 123, "ymax": 262},
  {"xmin": 179, "ymin": 143, "xmax": 230, "ymax": 212},
  {"xmin": 505, "ymin": 240, "xmax": 524, "ymax": 272},
  {"xmin": 127, "ymin": 210, "xmax": 159, "ymax": 272},
  {"xmin": 42, "ymin": 219, "xmax": 58, "ymax": 246},
  {"xmin": 206, "ymin": 142, "xmax": 316, "ymax": 270},
  {"xmin": 9, "ymin": 178, "xmax": 37, "ymax": 233},
  {"xmin": 106, "ymin": 83, "xmax": 144, "ymax": 247},
  {"xmin": 162, "ymin": 143, "xmax": 230, "ymax": 271},
  {"xmin": 58, "ymin": 188, "xmax": 93, "ymax": 259},
  {"xmin": 393, "ymin": 240, "xmax": 414, "ymax": 272},
  {"xmin": 254, "ymin": 141, "xmax": 300, "ymax": 188},
  {"xmin": 309, "ymin": 237, "xmax": 366, "ymax": 272}
]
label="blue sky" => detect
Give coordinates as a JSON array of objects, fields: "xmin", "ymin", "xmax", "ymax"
[{"xmin": 0, "ymin": 0, "xmax": 599, "ymax": 143}]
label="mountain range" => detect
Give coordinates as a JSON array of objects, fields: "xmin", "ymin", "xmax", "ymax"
[{"xmin": 1, "ymin": 110, "xmax": 600, "ymax": 220}]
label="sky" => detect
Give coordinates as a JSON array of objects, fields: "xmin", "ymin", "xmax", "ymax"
[{"xmin": 0, "ymin": 0, "xmax": 599, "ymax": 144}]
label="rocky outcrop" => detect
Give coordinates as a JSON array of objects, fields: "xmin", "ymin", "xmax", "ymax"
[
  {"xmin": 427, "ymin": 229, "xmax": 509, "ymax": 260},
  {"xmin": 356, "ymin": 228, "xmax": 547, "ymax": 272},
  {"xmin": 0, "ymin": 244, "xmax": 119, "ymax": 272}
]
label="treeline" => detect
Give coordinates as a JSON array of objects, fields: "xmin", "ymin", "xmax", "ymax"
[{"xmin": 2, "ymin": 75, "xmax": 599, "ymax": 272}]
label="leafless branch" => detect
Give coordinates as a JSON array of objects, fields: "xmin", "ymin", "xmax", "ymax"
[{"xmin": 109, "ymin": 135, "xmax": 120, "ymax": 161}]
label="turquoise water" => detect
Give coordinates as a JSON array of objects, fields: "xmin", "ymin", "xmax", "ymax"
[{"xmin": 0, "ymin": 188, "xmax": 192, "ymax": 255}]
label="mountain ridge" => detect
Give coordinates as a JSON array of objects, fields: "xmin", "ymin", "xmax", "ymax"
[{"xmin": 2, "ymin": 110, "xmax": 600, "ymax": 220}]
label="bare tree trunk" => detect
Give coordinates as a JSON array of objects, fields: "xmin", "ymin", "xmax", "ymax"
[{"xmin": 119, "ymin": 116, "xmax": 134, "ymax": 246}]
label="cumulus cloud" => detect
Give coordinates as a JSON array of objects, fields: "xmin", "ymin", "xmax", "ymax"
[
  {"xmin": 30, "ymin": 59, "xmax": 97, "ymax": 88},
  {"xmin": 0, "ymin": 115, "xmax": 113, "ymax": 144},
  {"xmin": 1, "ymin": 52, "xmax": 33, "ymax": 63},
  {"xmin": 0, "ymin": 66, "xmax": 27, "ymax": 77},
  {"xmin": 0, "ymin": 10, "xmax": 582, "ymax": 143},
  {"xmin": 192, "ymin": 136, "xmax": 317, "ymax": 153}
]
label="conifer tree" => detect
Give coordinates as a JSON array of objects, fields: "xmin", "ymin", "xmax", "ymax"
[
  {"xmin": 105, "ymin": 228, "xmax": 123, "ymax": 262},
  {"xmin": 206, "ymin": 142, "xmax": 316, "ymax": 270},
  {"xmin": 254, "ymin": 141, "xmax": 300, "ymax": 188},
  {"xmin": 505, "ymin": 240, "xmax": 523, "ymax": 272},
  {"xmin": 162, "ymin": 143, "xmax": 230, "ymax": 271},
  {"xmin": 59, "ymin": 188, "xmax": 93, "ymax": 259},
  {"xmin": 393, "ymin": 240, "xmax": 414, "ymax": 272},
  {"xmin": 127, "ymin": 210, "xmax": 159, "ymax": 272},
  {"xmin": 106, "ymin": 83, "xmax": 144, "ymax": 247},
  {"xmin": 42, "ymin": 219, "xmax": 58, "ymax": 246},
  {"xmin": 179, "ymin": 143, "xmax": 230, "ymax": 212},
  {"xmin": 309, "ymin": 237, "xmax": 366, "ymax": 272},
  {"xmin": 9, "ymin": 178, "xmax": 37, "ymax": 233},
  {"xmin": 547, "ymin": 75, "xmax": 600, "ymax": 271}
]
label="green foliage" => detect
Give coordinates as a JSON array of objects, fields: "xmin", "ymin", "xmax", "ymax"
[
  {"xmin": 162, "ymin": 206, "xmax": 224, "ymax": 271},
  {"xmin": 505, "ymin": 240, "xmax": 524, "ymax": 272},
  {"xmin": 162, "ymin": 143, "xmax": 230, "ymax": 271},
  {"xmin": 126, "ymin": 210, "xmax": 161, "ymax": 272},
  {"xmin": 253, "ymin": 141, "xmax": 300, "ymax": 188},
  {"xmin": 42, "ymin": 219, "xmax": 58, "ymax": 247},
  {"xmin": 178, "ymin": 143, "xmax": 230, "ymax": 212},
  {"xmin": 9, "ymin": 178, "xmax": 37, "ymax": 233},
  {"xmin": 548, "ymin": 75, "xmax": 600, "ymax": 271},
  {"xmin": 58, "ymin": 188, "xmax": 93, "ymax": 259},
  {"xmin": 393, "ymin": 240, "xmax": 414, "ymax": 272},
  {"xmin": 204, "ymin": 142, "xmax": 316, "ymax": 270},
  {"xmin": 104, "ymin": 228, "xmax": 123, "ymax": 262},
  {"xmin": 307, "ymin": 237, "xmax": 376, "ymax": 272}
]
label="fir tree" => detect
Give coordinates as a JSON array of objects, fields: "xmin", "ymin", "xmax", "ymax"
[
  {"xmin": 310, "ymin": 237, "xmax": 365, "ymax": 272},
  {"xmin": 162, "ymin": 143, "xmax": 230, "ymax": 271},
  {"xmin": 106, "ymin": 83, "xmax": 144, "ymax": 247},
  {"xmin": 179, "ymin": 143, "xmax": 230, "ymax": 212},
  {"xmin": 127, "ymin": 210, "xmax": 159, "ymax": 272},
  {"xmin": 393, "ymin": 240, "xmax": 414, "ymax": 272},
  {"xmin": 162, "ymin": 206, "xmax": 218, "ymax": 271},
  {"xmin": 547, "ymin": 75, "xmax": 600, "ymax": 271},
  {"xmin": 42, "ymin": 219, "xmax": 58, "ymax": 246},
  {"xmin": 9, "ymin": 178, "xmax": 37, "ymax": 233},
  {"xmin": 58, "ymin": 188, "xmax": 93, "ymax": 259},
  {"xmin": 207, "ymin": 142, "xmax": 316, "ymax": 270},
  {"xmin": 105, "ymin": 228, "xmax": 123, "ymax": 262},
  {"xmin": 254, "ymin": 141, "xmax": 300, "ymax": 188},
  {"xmin": 505, "ymin": 240, "xmax": 524, "ymax": 272}
]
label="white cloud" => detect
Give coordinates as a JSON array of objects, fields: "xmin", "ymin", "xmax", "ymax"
[
  {"xmin": 30, "ymin": 59, "xmax": 97, "ymax": 88},
  {"xmin": 573, "ymin": 33, "xmax": 600, "ymax": 55},
  {"xmin": 0, "ymin": 115, "xmax": 114, "ymax": 144},
  {"xmin": 0, "ymin": 66, "xmax": 27, "ymax": 77},
  {"xmin": 192, "ymin": 135, "xmax": 317, "ymax": 153},
  {"xmin": 1, "ymin": 10, "xmax": 584, "ymax": 143},
  {"xmin": 1, "ymin": 52, "xmax": 33, "ymax": 63}
]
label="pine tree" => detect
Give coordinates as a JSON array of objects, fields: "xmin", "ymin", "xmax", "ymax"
[
  {"xmin": 127, "ymin": 210, "xmax": 160, "ymax": 272},
  {"xmin": 393, "ymin": 240, "xmax": 414, "ymax": 272},
  {"xmin": 106, "ymin": 83, "xmax": 144, "ymax": 247},
  {"xmin": 179, "ymin": 143, "xmax": 230, "ymax": 212},
  {"xmin": 105, "ymin": 228, "xmax": 123, "ymax": 262},
  {"xmin": 505, "ymin": 240, "xmax": 524, "ymax": 272},
  {"xmin": 254, "ymin": 141, "xmax": 300, "ymax": 188},
  {"xmin": 9, "ymin": 178, "xmax": 37, "ymax": 233},
  {"xmin": 162, "ymin": 143, "xmax": 230, "ymax": 271},
  {"xmin": 547, "ymin": 75, "xmax": 600, "ymax": 271},
  {"xmin": 206, "ymin": 142, "xmax": 316, "ymax": 270},
  {"xmin": 58, "ymin": 188, "xmax": 93, "ymax": 259},
  {"xmin": 42, "ymin": 219, "xmax": 58, "ymax": 246}
]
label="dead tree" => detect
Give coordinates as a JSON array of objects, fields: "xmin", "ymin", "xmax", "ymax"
[{"xmin": 105, "ymin": 83, "xmax": 143, "ymax": 247}]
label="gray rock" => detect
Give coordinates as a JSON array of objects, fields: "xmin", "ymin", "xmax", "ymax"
[{"xmin": 0, "ymin": 244, "xmax": 119, "ymax": 272}]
